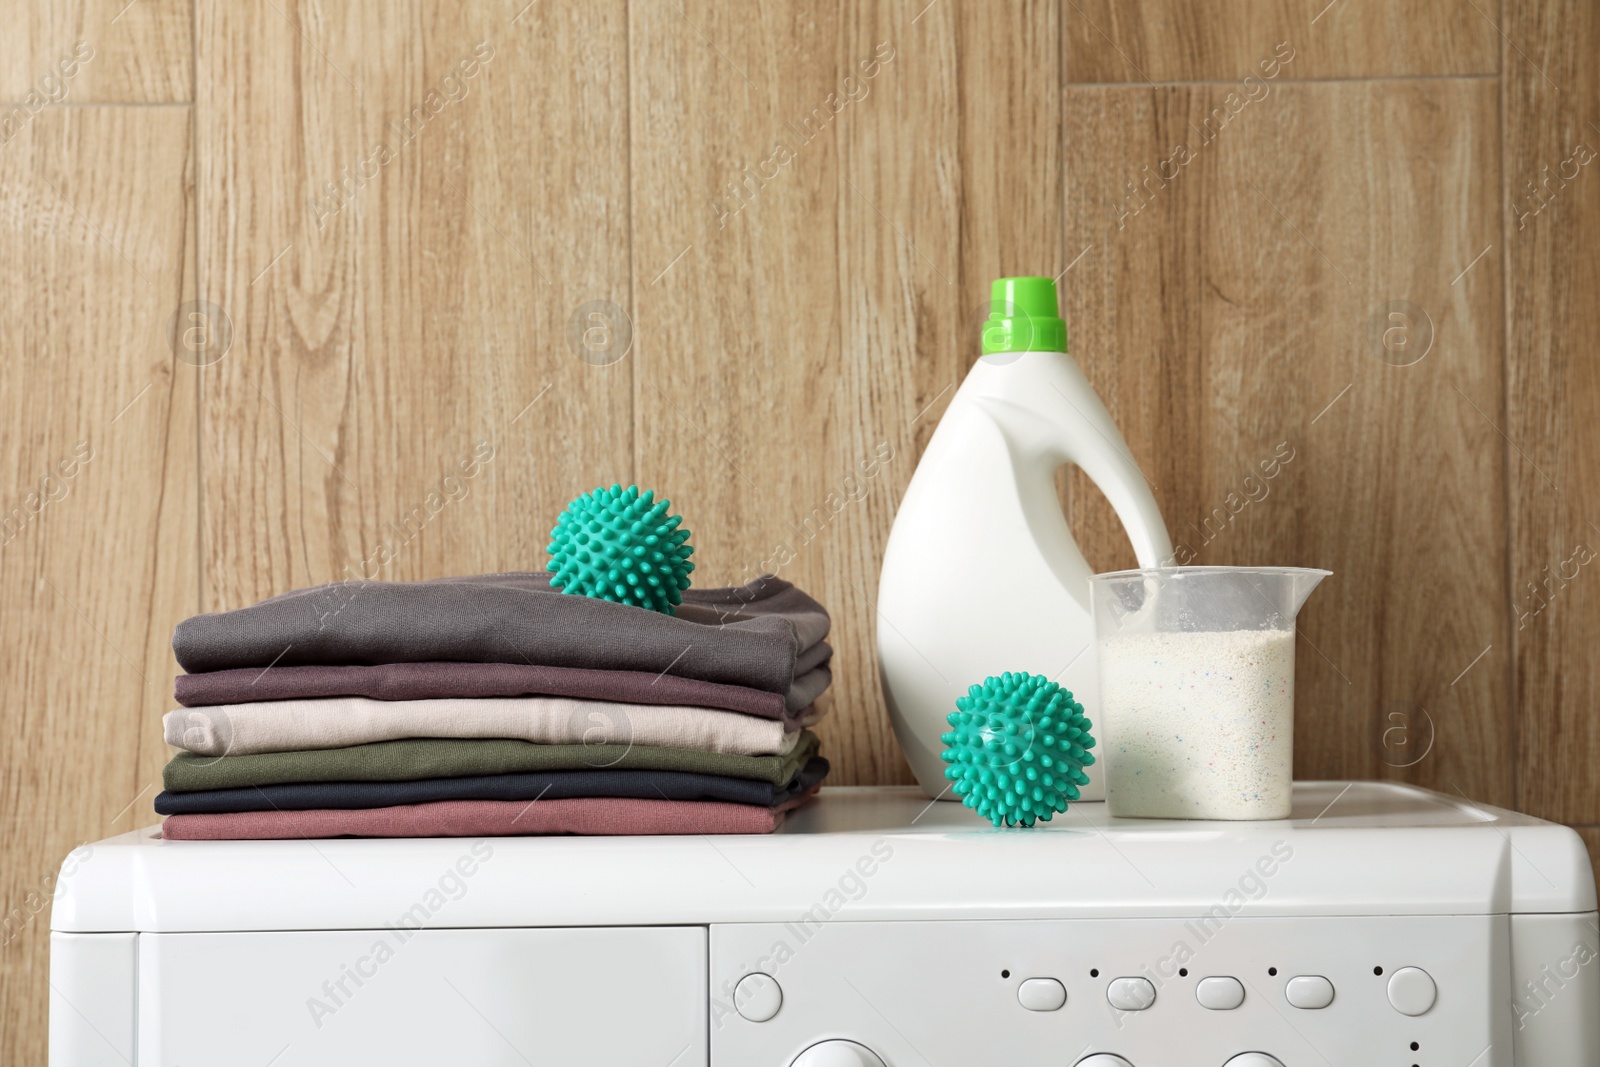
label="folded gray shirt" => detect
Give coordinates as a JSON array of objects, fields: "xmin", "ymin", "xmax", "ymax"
[{"xmin": 173, "ymin": 572, "xmax": 830, "ymax": 698}]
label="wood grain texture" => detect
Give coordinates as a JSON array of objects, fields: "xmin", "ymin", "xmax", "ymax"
[
  {"xmin": 830, "ymin": 0, "xmax": 961, "ymax": 784},
  {"xmin": 0, "ymin": 0, "xmax": 191, "ymax": 104},
  {"xmin": 630, "ymin": 0, "xmax": 1063, "ymax": 784},
  {"xmin": 0, "ymin": 105, "xmax": 194, "ymax": 1067},
  {"xmin": 956, "ymin": 0, "xmax": 1064, "ymax": 292},
  {"xmin": 194, "ymin": 0, "xmax": 633, "ymax": 612},
  {"xmin": 630, "ymin": 0, "xmax": 869, "ymax": 779},
  {"xmin": 1503, "ymin": 0, "xmax": 1600, "ymax": 824},
  {"xmin": 1064, "ymin": 78, "xmax": 1511, "ymax": 803},
  {"xmin": 1063, "ymin": 0, "xmax": 1499, "ymax": 83},
  {"xmin": 1582, "ymin": 830, "xmax": 1600, "ymax": 899}
]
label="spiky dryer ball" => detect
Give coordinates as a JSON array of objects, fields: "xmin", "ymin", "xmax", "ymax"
[
  {"xmin": 941, "ymin": 672, "xmax": 1096, "ymax": 828},
  {"xmin": 547, "ymin": 485, "xmax": 695, "ymax": 615}
]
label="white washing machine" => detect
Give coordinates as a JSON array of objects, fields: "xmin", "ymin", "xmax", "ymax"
[{"xmin": 50, "ymin": 783, "xmax": 1600, "ymax": 1066}]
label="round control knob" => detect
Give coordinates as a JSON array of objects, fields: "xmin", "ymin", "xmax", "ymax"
[
  {"xmin": 1076, "ymin": 1056, "xmax": 1136, "ymax": 1067},
  {"xmin": 1223, "ymin": 1055, "xmax": 1286, "ymax": 1067},
  {"xmin": 789, "ymin": 1039, "xmax": 887, "ymax": 1067}
]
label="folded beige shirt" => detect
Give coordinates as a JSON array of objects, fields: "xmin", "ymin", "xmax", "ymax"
[{"xmin": 163, "ymin": 696, "xmax": 803, "ymax": 758}]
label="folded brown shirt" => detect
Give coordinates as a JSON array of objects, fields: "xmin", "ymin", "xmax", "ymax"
[{"xmin": 175, "ymin": 659, "xmax": 831, "ymax": 716}]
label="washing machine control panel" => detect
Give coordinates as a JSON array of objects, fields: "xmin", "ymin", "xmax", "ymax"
[{"xmin": 712, "ymin": 916, "xmax": 1505, "ymax": 1066}]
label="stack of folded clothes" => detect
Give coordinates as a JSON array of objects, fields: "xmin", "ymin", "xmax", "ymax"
[{"xmin": 156, "ymin": 572, "xmax": 832, "ymax": 840}]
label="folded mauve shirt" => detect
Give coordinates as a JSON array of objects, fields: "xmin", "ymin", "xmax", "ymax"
[
  {"xmin": 160, "ymin": 788, "xmax": 820, "ymax": 839},
  {"xmin": 164, "ymin": 730, "xmax": 822, "ymax": 792},
  {"xmin": 174, "ymin": 660, "xmax": 832, "ymax": 717},
  {"xmin": 172, "ymin": 572, "xmax": 830, "ymax": 699},
  {"xmin": 163, "ymin": 696, "xmax": 812, "ymax": 758},
  {"xmin": 155, "ymin": 756, "xmax": 830, "ymax": 815}
]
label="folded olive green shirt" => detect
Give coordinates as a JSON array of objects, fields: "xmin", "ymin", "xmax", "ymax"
[{"xmin": 164, "ymin": 730, "xmax": 821, "ymax": 792}]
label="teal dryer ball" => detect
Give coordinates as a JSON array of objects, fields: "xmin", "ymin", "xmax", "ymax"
[
  {"xmin": 547, "ymin": 484, "xmax": 695, "ymax": 615},
  {"xmin": 941, "ymin": 671, "xmax": 1096, "ymax": 828}
]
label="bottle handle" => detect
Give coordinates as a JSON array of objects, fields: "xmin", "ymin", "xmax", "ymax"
[{"xmin": 1050, "ymin": 365, "xmax": 1173, "ymax": 569}]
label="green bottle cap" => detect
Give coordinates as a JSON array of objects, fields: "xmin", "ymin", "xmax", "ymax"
[{"xmin": 981, "ymin": 276, "xmax": 1067, "ymax": 355}]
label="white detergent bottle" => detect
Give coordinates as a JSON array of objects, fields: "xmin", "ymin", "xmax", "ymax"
[{"xmin": 877, "ymin": 276, "xmax": 1173, "ymax": 801}]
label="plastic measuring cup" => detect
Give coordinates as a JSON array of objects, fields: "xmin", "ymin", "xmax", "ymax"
[{"xmin": 1088, "ymin": 566, "xmax": 1330, "ymax": 820}]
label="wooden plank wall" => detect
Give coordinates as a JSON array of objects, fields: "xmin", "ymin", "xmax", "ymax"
[
  {"xmin": 1, "ymin": 0, "xmax": 1596, "ymax": 1059},
  {"xmin": 0, "ymin": 1, "xmax": 196, "ymax": 1059}
]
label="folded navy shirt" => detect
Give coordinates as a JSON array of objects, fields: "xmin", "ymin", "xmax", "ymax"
[
  {"xmin": 154, "ymin": 756, "xmax": 830, "ymax": 815},
  {"xmin": 173, "ymin": 572, "xmax": 830, "ymax": 699}
]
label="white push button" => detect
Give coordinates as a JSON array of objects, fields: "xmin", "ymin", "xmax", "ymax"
[
  {"xmin": 1285, "ymin": 975, "xmax": 1335, "ymax": 1009},
  {"xmin": 1017, "ymin": 977, "xmax": 1067, "ymax": 1011},
  {"xmin": 1196, "ymin": 976, "xmax": 1245, "ymax": 1010},
  {"xmin": 1106, "ymin": 977, "xmax": 1157, "ymax": 1011},
  {"xmin": 734, "ymin": 972, "xmax": 782, "ymax": 1022},
  {"xmin": 1075, "ymin": 1057, "xmax": 1136, "ymax": 1067},
  {"xmin": 1387, "ymin": 966, "xmax": 1437, "ymax": 1016},
  {"xmin": 1223, "ymin": 1056, "xmax": 1286, "ymax": 1067}
]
